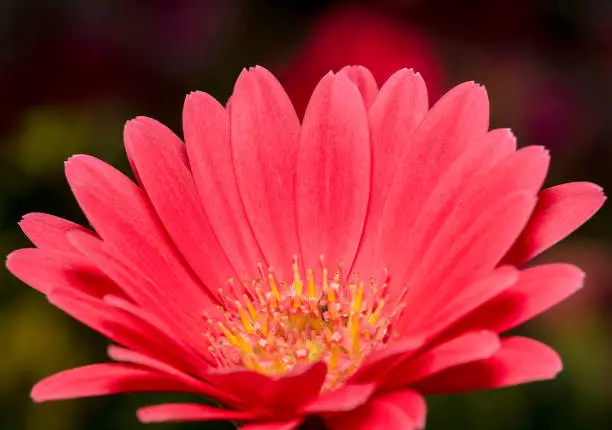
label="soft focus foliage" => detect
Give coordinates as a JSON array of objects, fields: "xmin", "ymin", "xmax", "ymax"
[{"xmin": 1, "ymin": 1, "xmax": 611, "ymax": 429}]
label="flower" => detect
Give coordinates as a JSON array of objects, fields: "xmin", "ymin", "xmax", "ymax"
[
  {"xmin": 278, "ymin": 5, "xmax": 442, "ymax": 118},
  {"xmin": 7, "ymin": 65, "xmax": 605, "ymax": 430}
]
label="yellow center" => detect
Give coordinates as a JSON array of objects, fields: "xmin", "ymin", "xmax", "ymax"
[{"xmin": 204, "ymin": 256, "xmax": 402, "ymax": 390}]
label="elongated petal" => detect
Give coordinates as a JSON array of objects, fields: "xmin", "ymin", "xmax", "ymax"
[
  {"xmin": 183, "ymin": 91, "xmax": 265, "ymax": 278},
  {"xmin": 65, "ymin": 155, "xmax": 214, "ymax": 313},
  {"xmin": 391, "ymin": 145, "xmax": 546, "ymax": 305},
  {"xmin": 230, "ymin": 66, "xmax": 301, "ymax": 280},
  {"xmin": 300, "ymin": 383, "xmax": 376, "ymax": 414},
  {"xmin": 326, "ymin": 390, "xmax": 426, "ymax": 430},
  {"xmin": 124, "ymin": 117, "xmax": 237, "ymax": 289},
  {"xmin": 138, "ymin": 403, "xmax": 257, "ymax": 423},
  {"xmin": 32, "ymin": 364, "xmax": 193, "ymax": 402},
  {"xmin": 241, "ymin": 420, "xmax": 303, "ymax": 430},
  {"xmin": 448, "ymin": 264, "xmax": 584, "ymax": 335},
  {"xmin": 352, "ymin": 69, "xmax": 428, "ymax": 276},
  {"xmin": 415, "ymin": 337, "xmax": 562, "ymax": 394},
  {"xmin": 404, "ymin": 266, "xmax": 518, "ymax": 340},
  {"xmin": 48, "ymin": 287, "xmax": 203, "ymax": 374},
  {"xmin": 381, "ymin": 331, "xmax": 500, "ymax": 390},
  {"xmin": 204, "ymin": 362, "xmax": 326, "ymax": 413},
  {"xmin": 349, "ymin": 336, "xmax": 424, "ymax": 383},
  {"xmin": 370, "ymin": 82, "xmax": 489, "ymax": 280},
  {"xmin": 296, "ymin": 71, "xmax": 370, "ymax": 270},
  {"xmin": 503, "ymin": 182, "xmax": 606, "ymax": 265},
  {"xmin": 67, "ymin": 227, "xmax": 211, "ymax": 352},
  {"xmin": 19, "ymin": 213, "xmax": 93, "ymax": 254},
  {"xmin": 396, "ymin": 192, "xmax": 536, "ymax": 334},
  {"xmin": 6, "ymin": 248, "xmax": 119, "ymax": 297}
]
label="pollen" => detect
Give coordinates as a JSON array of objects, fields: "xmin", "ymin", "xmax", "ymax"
[{"xmin": 204, "ymin": 256, "xmax": 401, "ymax": 390}]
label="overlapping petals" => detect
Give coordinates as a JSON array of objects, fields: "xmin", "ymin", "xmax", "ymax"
[{"xmin": 7, "ymin": 65, "xmax": 604, "ymax": 429}]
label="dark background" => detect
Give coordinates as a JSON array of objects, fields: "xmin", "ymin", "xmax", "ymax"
[{"xmin": 1, "ymin": 0, "xmax": 611, "ymax": 429}]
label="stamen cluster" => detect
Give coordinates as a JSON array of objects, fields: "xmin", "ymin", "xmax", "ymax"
[{"xmin": 204, "ymin": 257, "xmax": 401, "ymax": 390}]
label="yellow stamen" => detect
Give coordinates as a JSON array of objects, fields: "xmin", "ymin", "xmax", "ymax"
[
  {"xmin": 352, "ymin": 281, "xmax": 364, "ymax": 313},
  {"xmin": 218, "ymin": 322, "xmax": 240, "ymax": 347},
  {"xmin": 369, "ymin": 299, "xmax": 385, "ymax": 325},
  {"xmin": 237, "ymin": 302, "xmax": 253, "ymax": 334},
  {"xmin": 307, "ymin": 269, "xmax": 316, "ymax": 298},
  {"xmin": 293, "ymin": 256, "xmax": 303, "ymax": 295},
  {"xmin": 268, "ymin": 274, "xmax": 281, "ymax": 302},
  {"xmin": 244, "ymin": 295, "xmax": 258, "ymax": 321}
]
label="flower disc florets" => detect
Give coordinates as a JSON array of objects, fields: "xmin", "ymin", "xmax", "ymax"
[{"xmin": 205, "ymin": 256, "xmax": 403, "ymax": 390}]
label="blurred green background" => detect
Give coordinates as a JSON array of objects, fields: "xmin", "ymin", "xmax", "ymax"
[{"xmin": 1, "ymin": 0, "xmax": 611, "ymax": 429}]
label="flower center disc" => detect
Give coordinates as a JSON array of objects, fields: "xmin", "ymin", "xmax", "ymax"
[{"xmin": 205, "ymin": 256, "xmax": 402, "ymax": 390}]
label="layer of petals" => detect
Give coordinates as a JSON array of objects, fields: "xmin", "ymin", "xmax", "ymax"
[
  {"xmin": 300, "ymin": 383, "xmax": 376, "ymax": 414},
  {"xmin": 415, "ymin": 337, "xmax": 562, "ymax": 394},
  {"xmin": 49, "ymin": 287, "xmax": 203, "ymax": 374},
  {"xmin": 296, "ymin": 71, "xmax": 370, "ymax": 270},
  {"xmin": 381, "ymin": 330, "xmax": 501, "ymax": 390},
  {"xmin": 352, "ymin": 69, "xmax": 428, "ymax": 276},
  {"xmin": 392, "ymin": 145, "xmax": 547, "ymax": 305},
  {"xmin": 403, "ymin": 266, "xmax": 518, "ymax": 340},
  {"xmin": 326, "ymin": 390, "xmax": 426, "ymax": 430},
  {"xmin": 369, "ymin": 82, "xmax": 490, "ymax": 282},
  {"xmin": 183, "ymin": 91, "xmax": 265, "ymax": 279},
  {"xmin": 203, "ymin": 362, "xmax": 326, "ymax": 415},
  {"xmin": 396, "ymin": 192, "xmax": 536, "ymax": 334},
  {"xmin": 448, "ymin": 263, "xmax": 584, "ymax": 335},
  {"xmin": 124, "ymin": 117, "xmax": 237, "ymax": 291}
]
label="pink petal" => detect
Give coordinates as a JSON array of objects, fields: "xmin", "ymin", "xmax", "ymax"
[
  {"xmin": 340, "ymin": 65, "xmax": 379, "ymax": 108},
  {"xmin": 369, "ymin": 82, "xmax": 489, "ymax": 283},
  {"xmin": 503, "ymin": 182, "xmax": 606, "ymax": 265},
  {"xmin": 448, "ymin": 263, "xmax": 585, "ymax": 335},
  {"xmin": 352, "ymin": 69, "xmax": 428, "ymax": 277},
  {"xmin": 183, "ymin": 91, "xmax": 265, "ymax": 278},
  {"xmin": 6, "ymin": 248, "xmax": 119, "ymax": 297},
  {"xmin": 365, "ymin": 128, "xmax": 514, "ymax": 290},
  {"xmin": 241, "ymin": 420, "xmax": 303, "ymax": 430},
  {"xmin": 106, "ymin": 345, "xmax": 230, "ymax": 402},
  {"xmin": 230, "ymin": 66, "xmax": 301, "ymax": 280},
  {"xmin": 124, "ymin": 117, "xmax": 237, "ymax": 290},
  {"xmin": 381, "ymin": 331, "xmax": 500, "ymax": 390},
  {"xmin": 64, "ymin": 154, "xmax": 215, "ymax": 314},
  {"xmin": 403, "ymin": 266, "xmax": 518, "ymax": 340},
  {"xmin": 296, "ymin": 71, "xmax": 370, "ymax": 270},
  {"xmin": 18, "ymin": 212, "xmax": 93, "ymax": 254},
  {"xmin": 395, "ymin": 192, "xmax": 536, "ymax": 334},
  {"xmin": 415, "ymin": 337, "xmax": 562, "ymax": 394},
  {"xmin": 204, "ymin": 362, "xmax": 327, "ymax": 413},
  {"xmin": 326, "ymin": 390, "xmax": 426, "ymax": 430},
  {"xmin": 349, "ymin": 336, "xmax": 424, "ymax": 383},
  {"xmin": 31, "ymin": 364, "xmax": 194, "ymax": 402},
  {"xmin": 300, "ymin": 383, "xmax": 376, "ymax": 414},
  {"xmin": 65, "ymin": 213, "xmax": 212, "ymax": 352},
  {"xmin": 137, "ymin": 403, "xmax": 257, "ymax": 423},
  {"xmin": 391, "ymin": 145, "xmax": 547, "ymax": 303},
  {"xmin": 48, "ymin": 287, "xmax": 201, "ymax": 373}
]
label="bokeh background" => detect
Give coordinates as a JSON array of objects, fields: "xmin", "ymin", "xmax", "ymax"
[{"xmin": 1, "ymin": 0, "xmax": 611, "ymax": 429}]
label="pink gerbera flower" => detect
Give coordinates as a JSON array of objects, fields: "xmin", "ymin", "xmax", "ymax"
[{"xmin": 7, "ymin": 66, "xmax": 605, "ymax": 430}]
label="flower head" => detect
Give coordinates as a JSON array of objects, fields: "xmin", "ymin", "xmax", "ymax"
[{"xmin": 7, "ymin": 66, "xmax": 605, "ymax": 430}]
